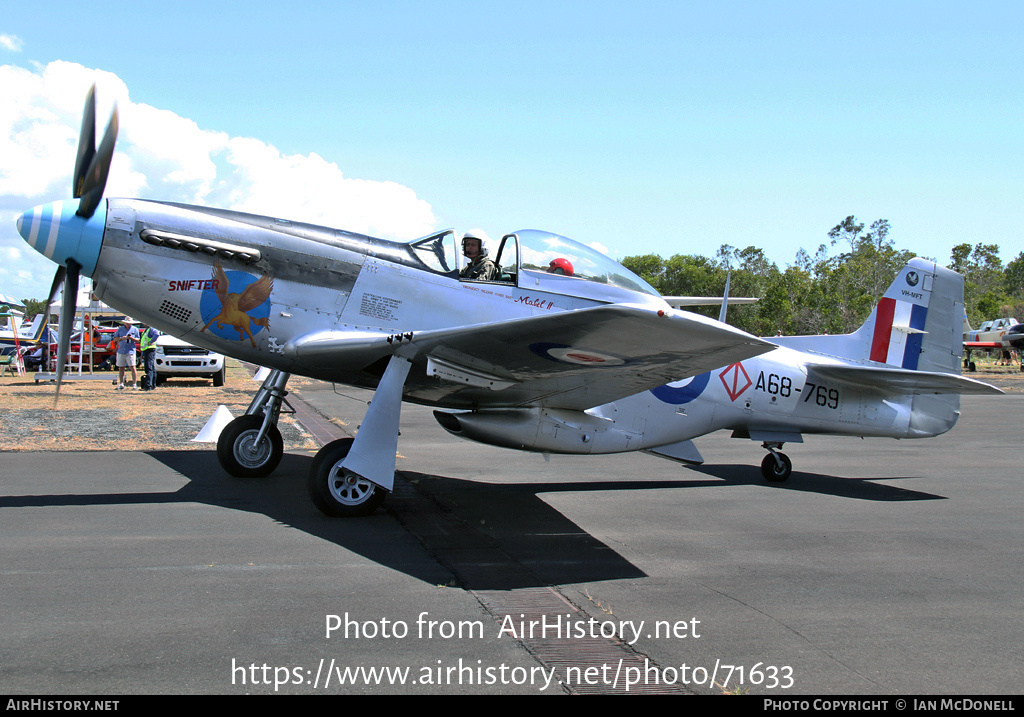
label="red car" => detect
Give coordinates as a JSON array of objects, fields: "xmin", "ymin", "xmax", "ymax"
[{"xmin": 46, "ymin": 326, "xmax": 122, "ymax": 369}]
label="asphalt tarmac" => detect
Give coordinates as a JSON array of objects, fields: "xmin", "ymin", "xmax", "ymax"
[{"xmin": 1, "ymin": 388, "xmax": 1022, "ymax": 695}]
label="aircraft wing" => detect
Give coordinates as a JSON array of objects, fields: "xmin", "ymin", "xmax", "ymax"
[
  {"xmin": 289, "ymin": 303, "xmax": 775, "ymax": 409},
  {"xmin": 808, "ymin": 364, "xmax": 1003, "ymax": 396}
]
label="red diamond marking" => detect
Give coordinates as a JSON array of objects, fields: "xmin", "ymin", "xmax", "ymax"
[{"xmin": 719, "ymin": 362, "xmax": 752, "ymax": 402}]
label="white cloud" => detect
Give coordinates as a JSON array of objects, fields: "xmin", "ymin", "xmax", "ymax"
[
  {"xmin": 207, "ymin": 138, "xmax": 434, "ymax": 240},
  {"xmin": 1, "ymin": 60, "xmax": 435, "ymax": 235},
  {"xmin": 0, "ymin": 34, "xmax": 23, "ymax": 52},
  {"xmin": 0, "ymin": 60, "xmax": 437, "ymax": 300}
]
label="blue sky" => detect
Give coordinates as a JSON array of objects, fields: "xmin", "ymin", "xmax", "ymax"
[{"xmin": 2, "ymin": 1, "xmax": 1023, "ymax": 302}]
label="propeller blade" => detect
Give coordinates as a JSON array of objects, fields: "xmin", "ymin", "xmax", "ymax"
[
  {"xmin": 76, "ymin": 105, "xmax": 118, "ymax": 219},
  {"xmin": 73, "ymin": 85, "xmax": 97, "ymax": 199},
  {"xmin": 46, "ymin": 264, "xmax": 67, "ymax": 307},
  {"xmin": 54, "ymin": 260, "xmax": 81, "ymax": 407},
  {"xmin": 40, "ymin": 265, "xmax": 66, "ymax": 361}
]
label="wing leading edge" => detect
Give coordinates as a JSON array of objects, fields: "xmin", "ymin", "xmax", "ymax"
[{"xmin": 287, "ymin": 303, "xmax": 775, "ymax": 410}]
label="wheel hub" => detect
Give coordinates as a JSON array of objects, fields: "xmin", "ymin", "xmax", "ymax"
[
  {"xmin": 328, "ymin": 465, "xmax": 374, "ymax": 505},
  {"xmin": 236, "ymin": 430, "xmax": 271, "ymax": 467}
]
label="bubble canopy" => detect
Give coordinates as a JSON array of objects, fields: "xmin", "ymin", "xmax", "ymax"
[
  {"xmin": 407, "ymin": 228, "xmax": 660, "ymax": 300},
  {"xmin": 512, "ymin": 230, "xmax": 659, "ymax": 297}
]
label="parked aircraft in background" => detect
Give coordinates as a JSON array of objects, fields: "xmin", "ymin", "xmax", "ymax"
[
  {"xmin": 963, "ymin": 317, "xmax": 1024, "ymax": 371},
  {"xmin": 14, "ymin": 86, "xmax": 1001, "ymax": 517},
  {"xmin": 0, "ymin": 313, "xmax": 50, "ymax": 356}
]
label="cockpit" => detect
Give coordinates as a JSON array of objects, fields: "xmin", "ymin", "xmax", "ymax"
[{"xmin": 408, "ymin": 229, "xmax": 660, "ymax": 303}]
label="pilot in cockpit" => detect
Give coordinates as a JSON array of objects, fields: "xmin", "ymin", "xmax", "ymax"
[{"xmin": 459, "ymin": 232, "xmax": 498, "ymax": 281}]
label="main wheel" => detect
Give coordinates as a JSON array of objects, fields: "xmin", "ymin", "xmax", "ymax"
[
  {"xmin": 760, "ymin": 452, "xmax": 792, "ymax": 482},
  {"xmin": 308, "ymin": 438, "xmax": 386, "ymax": 517},
  {"xmin": 217, "ymin": 414, "xmax": 283, "ymax": 477}
]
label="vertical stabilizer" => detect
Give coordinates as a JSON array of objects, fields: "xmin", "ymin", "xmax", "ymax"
[
  {"xmin": 862, "ymin": 259, "xmax": 965, "ymax": 436},
  {"xmin": 866, "ymin": 259, "xmax": 962, "ymax": 374},
  {"xmin": 773, "ymin": 258, "xmax": 965, "ymax": 376},
  {"xmin": 28, "ymin": 313, "xmax": 47, "ymax": 342}
]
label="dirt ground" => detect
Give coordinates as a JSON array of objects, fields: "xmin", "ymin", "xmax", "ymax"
[
  {"xmin": 0, "ymin": 358, "xmax": 1020, "ymax": 453},
  {"xmin": 0, "ymin": 361, "xmax": 326, "ymax": 452},
  {"xmin": 963, "ymin": 359, "xmax": 1024, "ymax": 392}
]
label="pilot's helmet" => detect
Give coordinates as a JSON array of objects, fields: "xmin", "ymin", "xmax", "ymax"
[
  {"xmin": 548, "ymin": 257, "xmax": 574, "ymax": 276},
  {"xmin": 461, "ymin": 232, "xmax": 488, "ymax": 258}
]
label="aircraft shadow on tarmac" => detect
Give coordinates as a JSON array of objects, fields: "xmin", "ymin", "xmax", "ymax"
[
  {"xmin": 0, "ymin": 451, "xmax": 942, "ymax": 590},
  {"xmin": 681, "ymin": 464, "xmax": 946, "ymax": 502},
  {"xmin": 1, "ymin": 451, "xmax": 648, "ymax": 590}
]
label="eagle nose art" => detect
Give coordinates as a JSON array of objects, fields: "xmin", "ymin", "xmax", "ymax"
[{"xmin": 16, "ymin": 199, "xmax": 106, "ymax": 276}]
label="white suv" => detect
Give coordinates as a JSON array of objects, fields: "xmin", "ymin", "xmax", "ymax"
[{"xmin": 153, "ymin": 335, "xmax": 226, "ymax": 386}]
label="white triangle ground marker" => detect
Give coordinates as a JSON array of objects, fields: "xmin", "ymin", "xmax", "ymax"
[{"xmin": 192, "ymin": 405, "xmax": 235, "ymax": 443}]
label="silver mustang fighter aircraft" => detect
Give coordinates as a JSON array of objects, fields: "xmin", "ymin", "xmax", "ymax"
[{"xmin": 16, "ymin": 88, "xmax": 999, "ymax": 516}]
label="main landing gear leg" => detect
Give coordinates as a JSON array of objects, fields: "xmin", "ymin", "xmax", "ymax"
[
  {"xmin": 309, "ymin": 355, "xmax": 411, "ymax": 517},
  {"xmin": 964, "ymin": 349, "xmax": 976, "ymax": 372},
  {"xmin": 217, "ymin": 369, "xmax": 291, "ymax": 477},
  {"xmin": 760, "ymin": 441, "xmax": 792, "ymax": 483}
]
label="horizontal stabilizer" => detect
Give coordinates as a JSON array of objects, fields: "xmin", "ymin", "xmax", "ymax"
[
  {"xmin": 663, "ymin": 296, "xmax": 758, "ymax": 309},
  {"xmin": 809, "ymin": 364, "xmax": 1002, "ymax": 396}
]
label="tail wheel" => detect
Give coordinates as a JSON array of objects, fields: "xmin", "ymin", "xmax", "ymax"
[
  {"xmin": 309, "ymin": 438, "xmax": 386, "ymax": 517},
  {"xmin": 217, "ymin": 415, "xmax": 283, "ymax": 477},
  {"xmin": 761, "ymin": 452, "xmax": 792, "ymax": 482}
]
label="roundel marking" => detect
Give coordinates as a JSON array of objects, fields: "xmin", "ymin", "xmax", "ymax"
[
  {"xmin": 529, "ymin": 342, "xmax": 627, "ymax": 366},
  {"xmin": 650, "ymin": 372, "xmax": 711, "ymax": 405}
]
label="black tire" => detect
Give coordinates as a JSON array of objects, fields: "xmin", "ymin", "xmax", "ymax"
[
  {"xmin": 308, "ymin": 438, "xmax": 386, "ymax": 517},
  {"xmin": 213, "ymin": 365, "xmax": 226, "ymax": 387},
  {"xmin": 761, "ymin": 452, "xmax": 792, "ymax": 482},
  {"xmin": 217, "ymin": 414, "xmax": 283, "ymax": 478}
]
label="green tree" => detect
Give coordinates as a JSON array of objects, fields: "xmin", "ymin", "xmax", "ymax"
[
  {"xmin": 950, "ymin": 243, "xmax": 1009, "ymax": 325},
  {"xmin": 624, "ymin": 217, "xmax": 1024, "ymax": 340},
  {"xmin": 816, "ymin": 216, "xmax": 913, "ymax": 332},
  {"xmin": 1005, "ymin": 252, "xmax": 1024, "ymax": 296},
  {"xmin": 621, "ymin": 254, "xmax": 664, "ymax": 288},
  {"xmin": 20, "ymin": 298, "xmax": 52, "ymax": 322}
]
